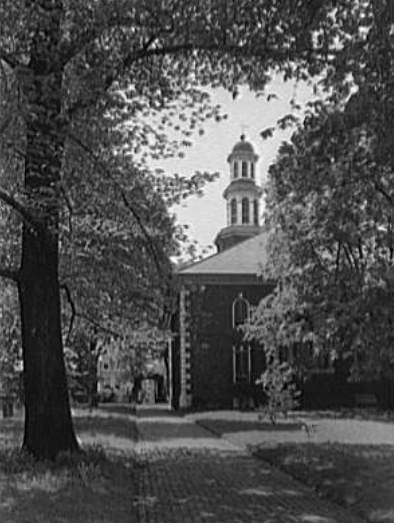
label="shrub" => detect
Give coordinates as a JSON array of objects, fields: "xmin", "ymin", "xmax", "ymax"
[{"xmin": 257, "ymin": 361, "xmax": 300, "ymax": 424}]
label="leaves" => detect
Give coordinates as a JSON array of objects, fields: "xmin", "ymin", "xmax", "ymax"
[
  {"xmin": 0, "ymin": 0, "xmax": 380, "ymax": 432},
  {"xmin": 260, "ymin": 127, "xmax": 275, "ymax": 140},
  {"xmin": 0, "ymin": 283, "xmax": 21, "ymax": 397},
  {"xmin": 248, "ymin": 2, "xmax": 394, "ymax": 379}
]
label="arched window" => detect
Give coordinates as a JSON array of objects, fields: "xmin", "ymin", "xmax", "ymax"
[
  {"xmin": 242, "ymin": 198, "xmax": 250, "ymax": 224},
  {"xmin": 242, "ymin": 161, "xmax": 248, "ymax": 177},
  {"xmin": 232, "ymin": 294, "xmax": 250, "ymax": 328},
  {"xmin": 253, "ymin": 199, "xmax": 259, "ymax": 225},
  {"xmin": 233, "ymin": 162, "xmax": 239, "ymax": 178},
  {"xmin": 230, "ymin": 198, "xmax": 237, "ymax": 224},
  {"xmin": 251, "ymin": 163, "xmax": 255, "ymax": 179}
]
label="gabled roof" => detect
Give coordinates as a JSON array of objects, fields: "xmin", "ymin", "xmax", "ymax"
[{"xmin": 177, "ymin": 233, "xmax": 268, "ymax": 276}]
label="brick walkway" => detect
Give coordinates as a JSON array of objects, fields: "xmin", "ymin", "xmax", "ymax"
[{"xmin": 134, "ymin": 406, "xmax": 367, "ymax": 523}]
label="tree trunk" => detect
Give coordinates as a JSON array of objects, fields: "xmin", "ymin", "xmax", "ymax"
[
  {"xmin": 17, "ymin": 0, "xmax": 79, "ymax": 459},
  {"xmin": 18, "ymin": 238, "xmax": 79, "ymax": 459}
]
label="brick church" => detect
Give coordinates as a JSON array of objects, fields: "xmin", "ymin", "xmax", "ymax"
[{"xmin": 171, "ymin": 135, "xmax": 273, "ymax": 410}]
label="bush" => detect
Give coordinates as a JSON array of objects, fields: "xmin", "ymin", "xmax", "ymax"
[{"xmin": 257, "ymin": 361, "xmax": 300, "ymax": 424}]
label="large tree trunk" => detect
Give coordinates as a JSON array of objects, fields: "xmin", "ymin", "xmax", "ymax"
[
  {"xmin": 18, "ymin": 0, "xmax": 79, "ymax": 459},
  {"xmin": 18, "ymin": 234, "xmax": 79, "ymax": 459}
]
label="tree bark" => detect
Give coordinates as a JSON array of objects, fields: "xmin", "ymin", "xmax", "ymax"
[
  {"xmin": 18, "ymin": 237, "xmax": 79, "ymax": 459},
  {"xmin": 17, "ymin": 0, "xmax": 79, "ymax": 459}
]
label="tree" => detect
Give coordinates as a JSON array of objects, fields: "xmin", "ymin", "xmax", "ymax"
[
  {"xmin": 248, "ymin": 0, "xmax": 394, "ymax": 383},
  {"xmin": 0, "ymin": 0, "xmax": 347, "ymax": 458}
]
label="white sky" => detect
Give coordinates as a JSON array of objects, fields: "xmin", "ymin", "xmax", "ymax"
[{"xmin": 152, "ymin": 77, "xmax": 314, "ymax": 253}]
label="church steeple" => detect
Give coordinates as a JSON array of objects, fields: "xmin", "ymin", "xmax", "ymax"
[{"xmin": 215, "ymin": 135, "xmax": 262, "ymax": 253}]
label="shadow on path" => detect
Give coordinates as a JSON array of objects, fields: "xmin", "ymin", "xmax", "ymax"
[{"xmin": 134, "ymin": 406, "xmax": 367, "ymax": 523}]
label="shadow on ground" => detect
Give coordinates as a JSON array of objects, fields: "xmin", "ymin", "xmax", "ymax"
[
  {"xmin": 135, "ymin": 449, "xmax": 364, "ymax": 523},
  {"xmin": 196, "ymin": 418, "xmax": 303, "ymax": 435},
  {"xmin": 0, "ymin": 452, "xmax": 139, "ymax": 523},
  {"xmin": 255, "ymin": 443, "xmax": 394, "ymax": 523},
  {"xmin": 74, "ymin": 415, "xmax": 138, "ymax": 442}
]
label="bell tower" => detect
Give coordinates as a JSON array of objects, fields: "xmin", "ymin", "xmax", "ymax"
[{"xmin": 215, "ymin": 135, "xmax": 262, "ymax": 253}]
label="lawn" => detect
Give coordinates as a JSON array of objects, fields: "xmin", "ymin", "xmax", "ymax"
[
  {"xmin": 2, "ymin": 407, "xmax": 394, "ymax": 523},
  {"xmin": 0, "ymin": 407, "xmax": 140, "ymax": 523},
  {"xmin": 255, "ymin": 442, "xmax": 394, "ymax": 523}
]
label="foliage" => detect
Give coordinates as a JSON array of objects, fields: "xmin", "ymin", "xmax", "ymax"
[
  {"xmin": 66, "ymin": 316, "xmax": 169, "ymax": 404},
  {"xmin": 257, "ymin": 361, "xmax": 301, "ymax": 424},
  {"xmin": 0, "ymin": 283, "xmax": 22, "ymax": 398},
  {"xmin": 247, "ymin": 0, "xmax": 394, "ymax": 381},
  {"xmin": 65, "ymin": 326, "xmax": 105, "ymax": 406},
  {"xmin": 0, "ymin": 0, "xmax": 366, "ymax": 456},
  {"xmin": 117, "ymin": 323, "xmax": 169, "ymax": 379}
]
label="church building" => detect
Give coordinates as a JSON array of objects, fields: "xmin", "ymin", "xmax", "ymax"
[
  {"xmin": 170, "ymin": 135, "xmax": 394, "ymax": 411},
  {"xmin": 171, "ymin": 135, "xmax": 272, "ymax": 410}
]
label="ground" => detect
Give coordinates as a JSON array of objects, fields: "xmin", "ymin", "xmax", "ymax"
[
  {"xmin": 0, "ymin": 407, "xmax": 139, "ymax": 523},
  {"xmin": 191, "ymin": 409, "xmax": 394, "ymax": 522},
  {"xmin": 1, "ymin": 406, "xmax": 393, "ymax": 523}
]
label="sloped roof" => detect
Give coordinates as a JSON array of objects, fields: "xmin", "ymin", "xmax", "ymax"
[{"xmin": 178, "ymin": 233, "xmax": 268, "ymax": 276}]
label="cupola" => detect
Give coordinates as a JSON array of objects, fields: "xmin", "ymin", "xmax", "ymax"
[{"xmin": 215, "ymin": 135, "xmax": 262, "ymax": 253}]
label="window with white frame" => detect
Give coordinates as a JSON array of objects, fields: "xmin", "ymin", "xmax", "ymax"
[{"xmin": 232, "ymin": 294, "xmax": 250, "ymax": 328}]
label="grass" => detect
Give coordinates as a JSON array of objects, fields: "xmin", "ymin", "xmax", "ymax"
[
  {"xmin": 2, "ymin": 407, "xmax": 394, "ymax": 522},
  {"xmin": 196, "ymin": 409, "xmax": 394, "ymax": 522},
  {"xmin": 0, "ymin": 408, "xmax": 140, "ymax": 523},
  {"xmin": 254, "ymin": 443, "xmax": 394, "ymax": 523}
]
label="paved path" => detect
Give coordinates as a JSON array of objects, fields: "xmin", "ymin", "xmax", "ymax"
[{"xmin": 134, "ymin": 405, "xmax": 367, "ymax": 523}]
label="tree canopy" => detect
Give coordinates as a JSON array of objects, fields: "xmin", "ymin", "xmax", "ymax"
[
  {"xmin": 3, "ymin": 0, "xmax": 378, "ymax": 457},
  {"xmin": 247, "ymin": 0, "xmax": 394, "ymax": 380}
]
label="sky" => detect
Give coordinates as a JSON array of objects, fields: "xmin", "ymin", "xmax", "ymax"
[{"xmin": 153, "ymin": 77, "xmax": 314, "ymax": 254}]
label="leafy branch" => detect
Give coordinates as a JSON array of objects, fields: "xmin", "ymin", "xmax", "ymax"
[
  {"xmin": 0, "ymin": 49, "xmax": 21, "ymax": 69},
  {"xmin": 66, "ymin": 131, "xmax": 166, "ymax": 280},
  {"xmin": 0, "ymin": 188, "xmax": 48, "ymax": 237}
]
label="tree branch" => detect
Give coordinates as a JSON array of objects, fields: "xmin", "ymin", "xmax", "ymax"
[
  {"xmin": 75, "ymin": 312, "xmax": 121, "ymax": 338},
  {"xmin": 334, "ymin": 241, "xmax": 341, "ymax": 283},
  {"xmin": 342, "ymin": 243, "xmax": 360, "ymax": 278},
  {"xmin": 63, "ymin": 36, "xmax": 298, "ymax": 120},
  {"xmin": 66, "ymin": 131, "xmax": 165, "ymax": 279},
  {"xmin": 0, "ymin": 50, "xmax": 21, "ymax": 69},
  {"xmin": 59, "ymin": 8, "xmax": 139, "ymax": 67},
  {"xmin": 374, "ymin": 181, "xmax": 394, "ymax": 207},
  {"xmin": 121, "ymin": 40, "xmax": 293, "ymax": 75},
  {"xmin": 0, "ymin": 188, "xmax": 45, "ymax": 234},
  {"xmin": 0, "ymin": 266, "xmax": 19, "ymax": 282},
  {"xmin": 60, "ymin": 283, "xmax": 76, "ymax": 343}
]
